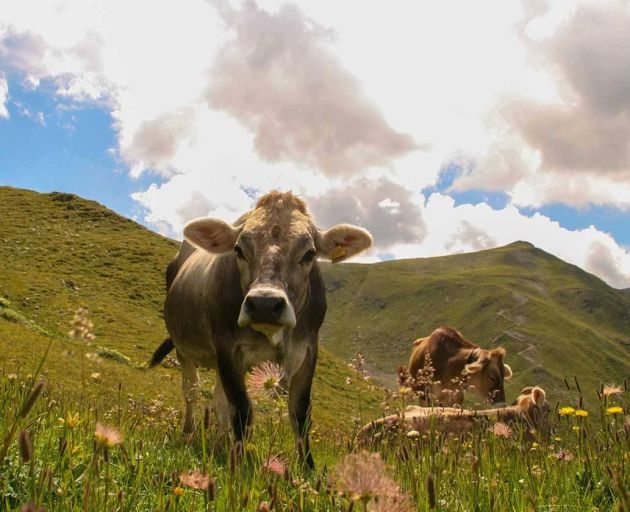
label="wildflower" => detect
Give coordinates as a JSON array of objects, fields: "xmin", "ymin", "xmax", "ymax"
[
  {"xmin": 575, "ymin": 409, "xmax": 589, "ymax": 418},
  {"xmin": 555, "ymin": 449, "xmax": 574, "ymax": 462},
  {"xmin": 179, "ymin": 471, "xmax": 210, "ymax": 490},
  {"xmin": 331, "ymin": 452, "xmax": 400, "ymax": 504},
  {"xmin": 247, "ymin": 362, "xmax": 285, "ymax": 400},
  {"xmin": 173, "ymin": 486, "xmax": 184, "ymax": 496},
  {"xmin": 65, "ymin": 412, "xmax": 80, "ymax": 429},
  {"xmin": 7, "ymin": 373, "xmax": 17, "ymax": 381},
  {"xmin": 262, "ymin": 454, "xmax": 287, "ymax": 476},
  {"xmin": 489, "ymin": 422, "xmax": 512, "ymax": 438},
  {"xmin": 602, "ymin": 385, "xmax": 623, "ymax": 397},
  {"xmin": 90, "ymin": 372, "xmax": 101, "ymax": 381},
  {"xmin": 558, "ymin": 406, "xmax": 575, "ymax": 416},
  {"xmin": 406, "ymin": 430, "xmax": 421, "ymax": 439},
  {"xmin": 68, "ymin": 307, "xmax": 95, "ymax": 342},
  {"xmin": 398, "ymin": 386, "xmax": 412, "ymax": 397},
  {"xmin": 94, "ymin": 423, "xmax": 123, "ymax": 449},
  {"xmin": 606, "ymin": 406, "xmax": 623, "ymax": 415}
]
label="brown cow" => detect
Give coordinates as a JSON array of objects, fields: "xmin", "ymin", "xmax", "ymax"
[
  {"xmin": 357, "ymin": 386, "xmax": 549, "ymax": 446},
  {"xmin": 408, "ymin": 326, "xmax": 512, "ymax": 406},
  {"xmin": 149, "ymin": 191, "xmax": 372, "ymax": 468}
]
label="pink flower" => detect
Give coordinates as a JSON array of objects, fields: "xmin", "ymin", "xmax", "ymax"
[{"xmin": 262, "ymin": 454, "xmax": 287, "ymax": 476}]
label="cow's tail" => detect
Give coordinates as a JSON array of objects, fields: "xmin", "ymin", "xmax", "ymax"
[{"xmin": 148, "ymin": 337, "xmax": 175, "ymax": 368}]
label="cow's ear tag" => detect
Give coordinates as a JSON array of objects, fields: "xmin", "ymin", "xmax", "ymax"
[{"xmin": 331, "ymin": 244, "xmax": 346, "ymax": 262}]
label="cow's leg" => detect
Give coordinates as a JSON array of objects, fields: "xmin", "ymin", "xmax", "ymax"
[
  {"xmin": 212, "ymin": 378, "xmax": 230, "ymax": 434},
  {"xmin": 216, "ymin": 352, "xmax": 252, "ymax": 442},
  {"xmin": 177, "ymin": 351, "xmax": 199, "ymax": 435},
  {"xmin": 288, "ymin": 345, "xmax": 317, "ymax": 470}
]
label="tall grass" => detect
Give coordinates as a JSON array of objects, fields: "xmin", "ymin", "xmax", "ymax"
[{"xmin": 0, "ymin": 363, "xmax": 627, "ymax": 511}]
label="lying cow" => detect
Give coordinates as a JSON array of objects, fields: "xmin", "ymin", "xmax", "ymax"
[
  {"xmin": 357, "ymin": 386, "xmax": 549, "ymax": 446},
  {"xmin": 408, "ymin": 326, "xmax": 513, "ymax": 406},
  {"xmin": 149, "ymin": 191, "xmax": 372, "ymax": 468}
]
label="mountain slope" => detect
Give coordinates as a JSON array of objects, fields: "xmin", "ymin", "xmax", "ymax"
[
  {"xmin": 320, "ymin": 242, "xmax": 630, "ymax": 408},
  {"xmin": 0, "ymin": 187, "xmax": 381, "ymax": 427},
  {"xmin": 1, "ymin": 186, "xmax": 628, "ymax": 416}
]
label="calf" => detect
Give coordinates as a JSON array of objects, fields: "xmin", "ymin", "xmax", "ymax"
[
  {"xmin": 408, "ymin": 326, "xmax": 512, "ymax": 406},
  {"xmin": 357, "ymin": 386, "xmax": 549, "ymax": 446},
  {"xmin": 149, "ymin": 191, "xmax": 372, "ymax": 468}
]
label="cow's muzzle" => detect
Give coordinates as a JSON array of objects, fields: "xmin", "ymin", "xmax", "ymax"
[{"xmin": 238, "ymin": 287, "xmax": 296, "ymax": 337}]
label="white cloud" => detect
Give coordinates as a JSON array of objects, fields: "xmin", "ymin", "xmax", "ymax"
[
  {"xmin": 0, "ymin": 73, "xmax": 8, "ymax": 118},
  {"xmin": 1, "ymin": 0, "xmax": 629, "ymax": 287},
  {"xmin": 453, "ymin": 0, "xmax": 630, "ymax": 209},
  {"xmin": 385, "ymin": 193, "xmax": 630, "ymax": 289}
]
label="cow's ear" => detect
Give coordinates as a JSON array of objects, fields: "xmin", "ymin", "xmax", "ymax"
[
  {"xmin": 462, "ymin": 361, "xmax": 484, "ymax": 376},
  {"xmin": 184, "ymin": 218, "xmax": 239, "ymax": 253},
  {"xmin": 531, "ymin": 386, "xmax": 546, "ymax": 406},
  {"xmin": 503, "ymin": 364, "xmax": 513, "ymax": 380},
  {"xmin": 490, "ymin": 347, "xmax": 506, "ymax": 359},
  {"xmin": 317, "ymin": 224, "xmax": 373, "ymax": 263}
]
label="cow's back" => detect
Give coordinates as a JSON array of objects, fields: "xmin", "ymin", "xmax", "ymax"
[{"xmin": 409, "ymin": 326, "xmax": 477, "ymax": 384}]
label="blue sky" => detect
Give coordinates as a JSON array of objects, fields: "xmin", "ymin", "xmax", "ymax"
[
  {"xmin": 0, "ymin": 78, "xmax": 164, "ymax": 220},
  {"xmin": 1, "ymin": 0, "xmax": 629, "ymax": 288}
]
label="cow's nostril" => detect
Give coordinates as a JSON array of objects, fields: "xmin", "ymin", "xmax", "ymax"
[
  {"xmin": 272, "ymin": 298, "xmax": 285, "ymax": 315},
  {"xmin": 244, "ymin": 296, "xmax": 256, "ymax": 314}
]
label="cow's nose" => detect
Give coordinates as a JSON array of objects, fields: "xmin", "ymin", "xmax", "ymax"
[{"xmin": 243, "ymin": 294, "xmax": 287, "ymax": 324}]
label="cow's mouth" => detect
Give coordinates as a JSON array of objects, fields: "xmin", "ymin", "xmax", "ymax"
[{"xmin": 251, "ymin": 322, "xmax": 284, "ymax": 339}]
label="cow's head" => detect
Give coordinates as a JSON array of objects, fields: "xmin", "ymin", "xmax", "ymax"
[
  {"xmin": 183, "ymin": 191, "xmax": 372, "ymax": 339},
  {"xmin": 462, "ymin": 347, "xmax": 513, "ymax": 405}
]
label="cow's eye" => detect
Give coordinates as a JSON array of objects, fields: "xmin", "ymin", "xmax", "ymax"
[
  {"xmin": 300, "ymin": 249, "xmax": 316, "ymax": 264},
  {"xmin": 234, "ymin": 245, "xmax": 245, "ymax": 259}
]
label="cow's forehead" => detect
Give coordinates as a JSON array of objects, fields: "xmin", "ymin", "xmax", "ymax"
[{"xmin": 242, "ymin": 206, "xmax": 316, "ymax": 244}]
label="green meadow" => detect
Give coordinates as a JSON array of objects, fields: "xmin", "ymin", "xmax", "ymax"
[{"xmin": 1, "ymin": 187, "xmax": 629, "ymax": 510}]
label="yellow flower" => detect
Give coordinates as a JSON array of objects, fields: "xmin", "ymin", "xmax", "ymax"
[
  {"xmin": 66, "ymin": 412, "xmax": 80, "ymax": 429},
  {"xmin": 559, "ymin": 406, "xmax": 575, "ymax": 416},
  {"xmin": 173, "ymin": 486, "xmax": 185, "ymax": 496},
  {"xmin": 575, "ymin": 409, "xmax": 589, "ymax": 417},
  {"xmin": 398, "ymin": 386, "xmax": 412, "ymax": 396},
  {"xmin": 606, "ymin": 406, "xmax": 623, "ymax": 415}
]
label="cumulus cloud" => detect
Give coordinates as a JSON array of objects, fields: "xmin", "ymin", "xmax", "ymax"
[
  {"xmin": 123, "ymin": 107, "xmax": 197, "ymax": 176},
  {"xmin": 453, "ymin": 1, "xmax": 630, "ymax": 208},
  {"xmin": 386, "ymin": 193, "xmax": 630, "ymax": 289},
  {"xmin": 2, "ymin": 0, "xmax": 629, "ymax": 287},
  {"xmin": 206, "ymin": 1, "xmax": 419, "ymax": 176},
  {"xmin": 307, "ymin": 177, "xmax": 425, "ymax": 248}
]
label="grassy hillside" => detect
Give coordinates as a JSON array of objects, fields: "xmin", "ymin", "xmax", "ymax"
[
  {"xmin": 0, "ymin": 186, "xmax": 628, "ymax": 511},
  {"xmin": 1, "ymin": 185, "xmax": 629, "ymax": 417},
  {"xmin": 0, "ymin": 186, "xmax": 381, "ymax": 428},
  {"xmin": 320, "ymin": 242, "xmax": 630, "ymax": 409}
]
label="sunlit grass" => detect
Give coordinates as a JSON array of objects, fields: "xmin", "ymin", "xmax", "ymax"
[{"xmin": 1, "ymin": 362, "xmax": 627, "ymax": 511}]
